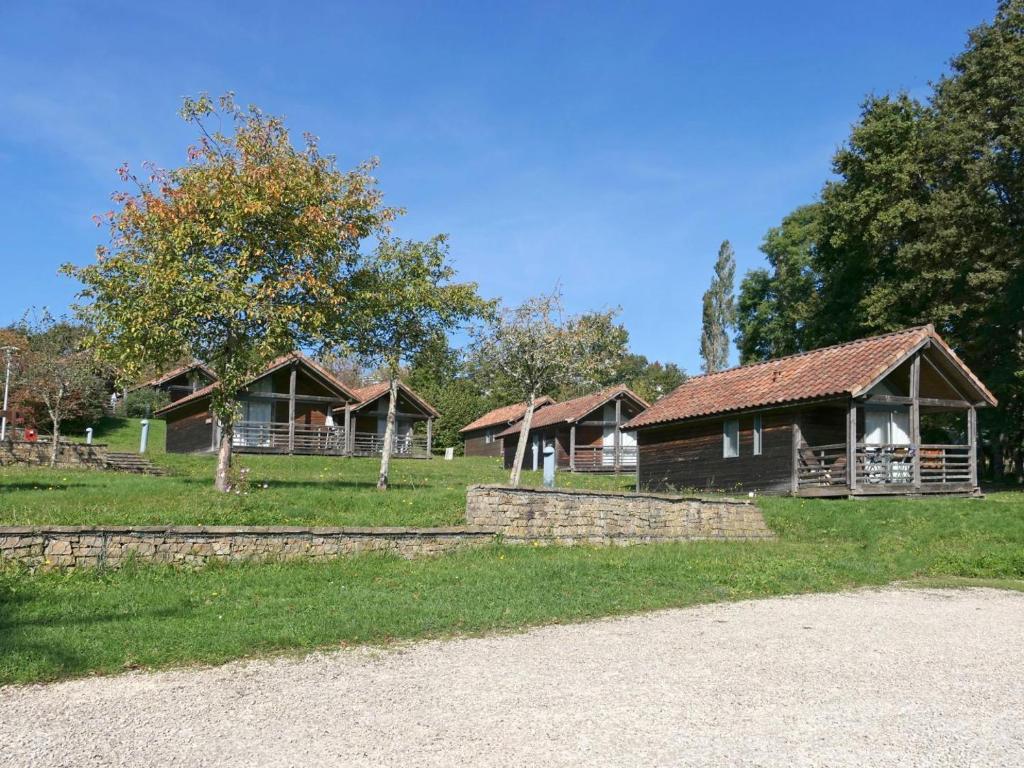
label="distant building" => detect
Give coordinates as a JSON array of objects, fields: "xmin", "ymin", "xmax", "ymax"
[{"xmin": 459, "ymin": 397, "xmax": 555, "ymax": 458}]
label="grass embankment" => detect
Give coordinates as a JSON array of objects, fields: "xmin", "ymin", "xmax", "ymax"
[
  {"xmin": 0, "ymin": 417, "xmax": 631, "ymax": 528},
  {"xmin": 0, "ymin": 428, "xmax": 1019, "ymax": 684}
]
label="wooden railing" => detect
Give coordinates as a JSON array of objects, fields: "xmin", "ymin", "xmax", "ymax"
[
  {"xmin": 799, "ymin": 442, "xmax": 973, "ymax": 489},
  {"xmin": 233, "ymin": 421, "xmax": 346, "ymax": 454},
  {"xmin": 797, "ymin": 443, "xmax": 848, "ymax": 487},
  {"xmin": 572, "ymin": 445, "xmax": 638, "ymax": 473},
  {"xmin": 351, "ymin": 431, "xmax": 430, "ymax": 459}
]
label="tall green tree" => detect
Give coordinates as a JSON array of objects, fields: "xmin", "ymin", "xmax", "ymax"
[
  {"xmin": 699, "ymin": 240, "xmax": 736, "ymax": 373},
  {"xmin": 64, "ymin": 93, "xmax": 399, "ymax": 491},
  {"xmin": 736, "ymin": 204, "xmax": 822, "ymax": 363},
  {"xmin": 345, "ymin": 235, "xmax": 490, "ymax": 490}
]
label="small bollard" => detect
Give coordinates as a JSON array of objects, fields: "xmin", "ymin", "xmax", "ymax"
[
  {"xmin": 444, "ymin": 447, "xmax": 454, "ymax": 461},
  {"xmin": 543, "ymin": 444, "xmax": 556, "ymax": 488},
  {"xmin": 85, "ymin": 427, "xmax": 93, "ymax": 445},
  {"xmin": 139, "ymin": 419, "xmax": 150, "ymax": 454}
]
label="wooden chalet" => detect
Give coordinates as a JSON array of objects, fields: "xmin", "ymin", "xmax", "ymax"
[
  {"xmin": 132, "ymin": 361, "xmax": 216, "ymax": 402},
  {"xmin": 335, "ymin": 382, "xmax": 438, "ymax": 459},
  {"xmin": 459, "ymin": 397, "xmax": 556, "ymax": 458},
  {"xmin": 497, "ymin": 386, "xmax": 649, "ymax": 473},
  {"xmin": 623, "ymin": 326, "xmax": 996, "ymax": 497},
  {"xmin": 154, "ymin": 355, "xmax": 438, "ymax": 458}
]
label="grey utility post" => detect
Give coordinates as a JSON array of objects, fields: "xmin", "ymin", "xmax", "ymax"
[
  {"xmin": 85, "ymin": 427, "xmax": 93, "ymax": 445},
  {"xmin": 542, "ymin": 443, "xmax": 556, "ymax": 488},
  {"xmin": 139, "ymin": 419, "xmax": 150, "ymax": 454}
]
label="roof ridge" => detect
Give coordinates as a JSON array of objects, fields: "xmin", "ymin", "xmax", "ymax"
[{"xmin": 684, "ymin": 325, "xmax": 932, "ymax": 382}]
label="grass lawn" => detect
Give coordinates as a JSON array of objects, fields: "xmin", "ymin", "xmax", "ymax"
[
  {"xmin": 1, "ymin": 418, "xmax": 1022, "ymax": 684},
  {"xmin": 0, "ymin": 417, "xmax": 632, "ymax": 527}
]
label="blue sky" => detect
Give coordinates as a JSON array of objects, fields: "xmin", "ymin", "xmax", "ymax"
[{"xmin": 0, "ymin": 1, "xmax": 995, "ymax": 373}]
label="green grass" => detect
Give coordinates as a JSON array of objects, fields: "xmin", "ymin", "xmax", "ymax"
[
  {"xmin": 1, "ymin": 436, "xmax": 1023, "ymax": 685},
  {"xmin": 0, "ymin": 420, "xmax": 632, "ymax": 528},
  {"xmin": 88, "ymin": 416, "xmax": 167, "ymax": 453}
]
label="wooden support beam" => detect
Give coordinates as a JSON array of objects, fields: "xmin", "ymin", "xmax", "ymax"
[
  {"xmin": 238, "ymin": 392, "xmax": 344, "ymax": 405},
  {"xmin": 344, "ymin": 404, "xmax": 352, "ymax": 455},
  {"xmin": 614, "ymin": 398, "xmax": 622, "ymax": 472},
  {"xmin": 968, "ymin": 406, "xmax": 978, "ymax": 490},
  {"xmin": 858, "ymin": 394, "xmax": 972, "ymax": 409},
  {"xmin": 791, "ymin": 416, "xmax": 802, "ymax": 496},
  {"xmin": 287, "ymin": 364, "xmax": 297, "ymax": 454},
  {"xmin": 426, "ymin": 418, "xmax": 433, "ymax": 458},
  {"xmin": 910, "ymin": 354, "xmax": 921, "ymax": 488},
  {"xmin": 569, "ymin": 424, "xmax": 576, "ymax": 472},
  {"xmin": 847, "ymin": 402, "xmax": 857, "ymax": 492}
]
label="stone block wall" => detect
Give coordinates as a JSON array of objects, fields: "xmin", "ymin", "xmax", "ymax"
[
  {"xmin": 0, "ymin": 440, "xmax": 109, "ymax": 469},
  {"xmin": 465, "ymin": 485, "xmax": 775, "ymax": 544},
  {"xmin": 0, "ymin": 525, "xmax": 496, "ymax": 570}
]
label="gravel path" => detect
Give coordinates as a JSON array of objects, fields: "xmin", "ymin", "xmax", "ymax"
[{"xmin": 2, "ymin": 587, "xmax": 1022, "ymax": 767}]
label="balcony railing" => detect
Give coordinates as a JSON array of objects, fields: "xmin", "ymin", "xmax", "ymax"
[
  {"xmin": 798, "ymin": 443, "xmax": 973, "ymax": 490},
  {"xmin": 233, "ymin": 421, "xmax": 346, "ymax": 454},
  {"xmin": 572, "ymin": 444, "xmax": 638, "ymax": 473},
  {"xmin": 351, "ymin": 431, "xmax": 430, "ymax": 459}
]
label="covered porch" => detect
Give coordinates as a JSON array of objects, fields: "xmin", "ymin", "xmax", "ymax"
[{"xmin": 794, "ymin": 340, "xmax": 989, "ymax": 497}]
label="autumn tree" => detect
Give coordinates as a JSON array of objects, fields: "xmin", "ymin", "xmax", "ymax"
[
  {"xmin": 345, "ymin": 235, "xmax": 489, "ymax": 490},
  {"xmin": 14, "ymin": 312, "xmax": 106, "ymax": 466},
  {"xmin": 699, "ymin": 240, "xmax": 736, "ymax": 373},
  {"xmin": 471, "ymin": 292, "xmax": 619, "ymax": 486},
  {"xmin": 64, "ymin": 93, "xmax": 399, "ymax": 491}
]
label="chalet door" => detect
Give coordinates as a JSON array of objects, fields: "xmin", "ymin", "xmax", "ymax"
[
  {"xmin": 531, "ymin": 434, "xmax": 540, "ymax": 470},
  {"xmin": 602, "ymin": 403, "xmax": 616, "ymax": 466},
  {"xmin": 236, "ymin": 378, "xmax": 273, "ymax": 447}
]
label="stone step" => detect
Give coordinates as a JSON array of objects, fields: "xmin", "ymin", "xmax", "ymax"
[{"xmin": 104, "ymin": 453, "xmax": 167, "ymax": 476}]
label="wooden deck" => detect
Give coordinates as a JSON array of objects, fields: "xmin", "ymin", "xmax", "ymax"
[
  {"xmin": 796, "ymin": 442, "xmax": 976, "ymax": 497},
  {"xmin": 232, "ymin": 421, "xmax": 431, "ymax": 458}
]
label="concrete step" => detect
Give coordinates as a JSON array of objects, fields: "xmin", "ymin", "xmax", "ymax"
[{"xmin": 104, "ymin": 453, "xmax": 167, "ymax": 476}]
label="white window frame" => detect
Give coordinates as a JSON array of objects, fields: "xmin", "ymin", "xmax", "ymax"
[
  {"xmin": 753, "ymin": 414, "xmax": 763, "ymax": 456},
  {"xmin": 723, "ymin": 419, "xmax": 739, "ymax": 459}
]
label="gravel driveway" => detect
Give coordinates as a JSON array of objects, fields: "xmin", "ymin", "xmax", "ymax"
[{"xmin": 2, "ymin": 587, "xmax": 1022, "ymax": 767}]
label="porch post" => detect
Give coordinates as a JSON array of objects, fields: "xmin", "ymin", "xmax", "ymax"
[
  {"xmin": 791, "ymin": 417, "xmax": 801, "ymax": 495},
  {"xmin": 614, "ymin": 398, "xmax": 622, "ymax": 473},
  {"xmin": 569, "ymin": 424, "xmax": 576, "ymax": 472},
  {"xmin": 344, "ymin": 404, "xmax": 352, "ymax": 455},
  {"xmin": 847, "ymin": 401, "xmax": 857, "ymax": 493},
  {"xmin": 968, "ymin": 405, "xmax": 978, "ymax": 491},
  {"xmin": 426, "ymin": 417, "xmax": 433, "ymax": 458},
  {"xmin": 287, "ymin": 363, "xmax": 297, "ymax": 454},
  {"xmin": 910, "ymin": 354, "xmax": 921, "ymax": 489}
]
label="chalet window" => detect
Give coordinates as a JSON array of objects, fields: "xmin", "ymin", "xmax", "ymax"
[
  {"xmin": 753, "ymin": 415, "xmax": 763, "ymax": 456},
  {"xmin": 723, "ymin": 419, "xmax": 739, "ymax": 458},
  {"xmin": 484, "ymin": 428, "xmax": 494, "ymax": 444}
]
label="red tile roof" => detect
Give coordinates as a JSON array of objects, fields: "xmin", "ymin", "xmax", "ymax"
[
  {"xmin": 497, "ymin": 386, "xmax": 649, "ymax": 437},
  {"xmin": 154, "ymin": 352, "xmax": 358, "ymax": 415},
  {"xmin": 342, "ymin": 380, "xmax": 439, "ymax": 417},
  {"xmin": 459, "ymin": 397, "xmax": 556, "ymax": 434},
  {"xmin": 623, "ymin": 325, "xmax": 996, "ymax": 431}
]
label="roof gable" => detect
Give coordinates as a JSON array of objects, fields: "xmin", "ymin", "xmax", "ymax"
[
  {"xmin": 623, "ymin": 325, "xmax": 996, "ymax": 431},
  {"xmin": 340, "ymin": 380, "xmax": 439, "ymax": 418},
  {"xmin": 459, "ymin": 397, "xmax": 556, "ymax": 434},
  {"xmin": 497, "ymin": 386, "xmax": 649, "ymax": 437},
  {"xmin": 154, "ymin": 353, "xmax": 358, "ymax": 416}
]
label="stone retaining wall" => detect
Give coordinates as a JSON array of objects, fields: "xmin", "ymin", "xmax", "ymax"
[
  {"xmin": 0, "ymin": 440, "xmax": 108, "ymax": 469},
  {"xmin": 0, "ymin": 525, "xmax": 497, "ymax": 570},
  {"xmin": 466, "ymin": 485, "xmax": 775, "ymax": 544}
]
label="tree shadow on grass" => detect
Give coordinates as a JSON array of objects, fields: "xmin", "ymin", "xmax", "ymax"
[
  {"xmin": 0, "ymin": 483, "xmax": 88, "ymax": 492},
  {"xmin": 173, "ymin": 477, "xmax": 393, "ymax": 491}
]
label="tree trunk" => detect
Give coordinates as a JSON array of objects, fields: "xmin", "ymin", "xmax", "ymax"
[
  {"xmin": 377, "ymin": 377, "xmax": 399, "ymax": 491},
  {"xmin": 214, "ymin": 421, "xmax": 234, "ymax": 492},
  {"xmin": 49, "ymin": 416, "xmax": 60, "ymax": 468},
  {"xmin": 509, "ymin": 394, "xmax": 536, "ymax": 487}
]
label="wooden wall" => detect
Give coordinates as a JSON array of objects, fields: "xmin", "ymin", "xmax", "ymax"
[
  {"xmin": 637, "ymin": 411, "xmax": 795, "ymax": 494},
  {"xmin": 165, "ymin": 401, "xmax": 214, "ymax": 453},
  {"xmin": 463, "ymin": 429, "xmax": 503, "ymax": 458}
]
